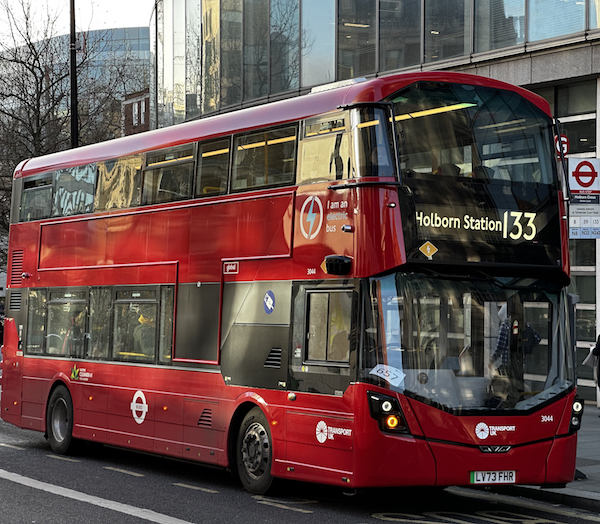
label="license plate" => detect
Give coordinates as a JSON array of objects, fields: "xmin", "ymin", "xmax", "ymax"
[{"xmin": 470, "ymin": 470, "xmax": 515, "ymax": 484}]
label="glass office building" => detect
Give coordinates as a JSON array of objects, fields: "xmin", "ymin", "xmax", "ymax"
[{"xmin": 150, "ymin": 0, "xmax": 600, "ymax": 401}]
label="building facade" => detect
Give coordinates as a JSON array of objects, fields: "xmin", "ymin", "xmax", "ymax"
[{"xmin": 151, "ymin": 0, "xmax": 600, "ymax": 401}]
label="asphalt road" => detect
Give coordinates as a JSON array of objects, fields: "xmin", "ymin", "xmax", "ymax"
[{"xmin": 1, "ymin": 416, "xmax": 600, "ymax": 524}]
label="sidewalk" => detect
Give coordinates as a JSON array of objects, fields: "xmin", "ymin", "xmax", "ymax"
[{"xmin": 493, "ymin": 401, "xmax": 600, "ymax": 512}]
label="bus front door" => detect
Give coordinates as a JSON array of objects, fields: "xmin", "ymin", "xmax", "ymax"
[{"xmin": 284, "ymin": 283, "xmax": 356, "ymax": 485}]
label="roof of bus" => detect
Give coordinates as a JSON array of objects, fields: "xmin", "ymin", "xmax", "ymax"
[{"xmin": 15, "ymin": 71, "xmax": 552, "ymax": 179}]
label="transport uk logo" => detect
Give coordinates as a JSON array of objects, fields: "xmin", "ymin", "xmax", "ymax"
[
  {"xmin": 300, "ymin": 196, "xmax": 323, "ymax": 239},
  {"xmin": 475, "ymin": 422, "xmax": 516, "ymax": 440},
  {"xmin": 315, "ymin": 420, "xmax": 352, "ymax": 443},
  {"xmin": 131, "ymin": 390, "xmax": 149, "ymax": 425}
]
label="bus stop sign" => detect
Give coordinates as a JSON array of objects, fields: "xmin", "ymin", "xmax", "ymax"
[{"xmin": 571, "ymin": 160, "xmax": 599, "ymax": 190}]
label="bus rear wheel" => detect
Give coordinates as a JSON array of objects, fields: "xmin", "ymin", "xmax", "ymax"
[
  {"xmin": 236, "ymin": 407, "xmax": 274, "ymax": 494},
  {"xmin": 46, "ymin": 385, "xmax": 75, "ymax": 454}
]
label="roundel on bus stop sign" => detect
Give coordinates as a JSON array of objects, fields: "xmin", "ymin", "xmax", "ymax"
[{"xmin": 569, "ymin": 158, "xmax": 600, "ymax": 192}]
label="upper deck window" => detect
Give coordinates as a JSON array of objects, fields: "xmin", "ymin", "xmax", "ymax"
[
  {"xmin": 353, "ymin": 107, "xmax": 396, "ymax": 178},
  {"xmin": 392, "ymin": 82, "xmax": 556, "ymax": 186},
  {"xmin": 142, "ymin": 146, "xmax": 194, "ymax": 205},
  {"xmin": 232, "ymin": 126, "xmax": 297, "ymax": 190},
  {"xmin": 95, "ymin": 155, "xmax": 143, "ymax": 211},
  {"xmin": 298, "ymin": 113, "xmax": 352, "ymax": 184},
  {"xmin": 20, "ymin": 175, "xmax": 53, "ymax": 222},
  {"xmin": 52, "ymin": 164, "xmax": 96, "ymax": 217},
  {"xmin": 196, "ymin": 138, "xmax": 230, "ymax": 196}
]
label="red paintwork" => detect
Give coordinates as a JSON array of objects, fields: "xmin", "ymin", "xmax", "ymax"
[{"xmin": 1, "ymin": 71, "xmax": 574, "ymax": 489}]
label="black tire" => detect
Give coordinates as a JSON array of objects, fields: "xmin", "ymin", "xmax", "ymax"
[
  {"xmin": 46, "ymin": 385, "xmax": 75, "ymax": 454},
  {"xmin": 236, "ymin": 407, "xmax": 274, "ymax": 494}
]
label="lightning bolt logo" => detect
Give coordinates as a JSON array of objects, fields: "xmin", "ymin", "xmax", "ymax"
[
  {"xmin": 306, "ymin": 197, "xmax": 317, "ymax": 237},
  {"xmin": 300, "ymin": 196, "xmax": 323, "ymax": 240}
]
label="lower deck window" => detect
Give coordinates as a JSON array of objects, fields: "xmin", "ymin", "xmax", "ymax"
[{"xmin": 25, "ymin": 285, "xmax": 174, "ymax": 364}]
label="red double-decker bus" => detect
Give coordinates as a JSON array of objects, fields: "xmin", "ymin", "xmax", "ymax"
[{"xmin": 1, "ymin": 72, "xmax": 582, "ymax": 494}]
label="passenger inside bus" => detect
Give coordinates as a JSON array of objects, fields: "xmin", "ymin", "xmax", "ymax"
[{"xmin": 134, "ymin": 313, "xmax": 155, "ymax": 357}]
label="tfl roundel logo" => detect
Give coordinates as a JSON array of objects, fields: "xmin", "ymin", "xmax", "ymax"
[{"xmin": 475, "ymin": 422, "xmax": 490, "ymax": 440}]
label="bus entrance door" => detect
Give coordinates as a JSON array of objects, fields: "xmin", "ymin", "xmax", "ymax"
[{"xmin": 283, "ymin": 282, "xmax": 357, "ymax": 486}]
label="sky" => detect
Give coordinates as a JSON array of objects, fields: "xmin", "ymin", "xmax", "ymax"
[{"xmin": 6, "ymin": 0, "xmax": 156, "ymax": 36}]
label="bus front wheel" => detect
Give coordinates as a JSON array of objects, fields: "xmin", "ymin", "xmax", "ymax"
[
  {"xmin": 236, "ymin": 407, "xmax": 274, "ymax": 494},
  {"xmin": 46, "ymin": 385, "xmax": 75, "ymax": 454}
]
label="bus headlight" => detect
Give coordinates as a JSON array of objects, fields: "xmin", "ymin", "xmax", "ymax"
[
  {"xmin": 367, "ymin": 391, "xmax": 409, "ymax": 435},
  {"xmin": 569, "ymin": 396, "xmax": 584, "ymax": 434}
]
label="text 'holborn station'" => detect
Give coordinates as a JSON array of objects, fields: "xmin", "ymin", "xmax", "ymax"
[{"xmin": 415, "ymin": 210, "xmax": 538, "ymax": 241}]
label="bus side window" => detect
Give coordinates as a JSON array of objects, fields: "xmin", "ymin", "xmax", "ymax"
[
  {"xmin": 159, "ymin": 286, "xmax": 174, "ymax": 364},
  {"xmin": 299, "ymin": 114, "xmax": 352, "ymax": 184},
  {"xmin": 232, "ymin": 126, "xmax": 297, "ymax": 190},
  {"xmin": 95, "ymin": 155, "xmax": 142, "ymax": 211},
  {"xmin": 89, "ymin": 287, "xmax": 112, "ymax": 360},
  {"xmin": 26, "ymin": 289, "xmax": 47, "ymax": 354},
  {"xmin": 143, "ymin": 147, "xmax": 194, "ymax": 205},
  {"xmin": 113, "ymin": 289, "xmax": 158, "ymax": 363},
  {"xmin": 196, "ymin": 138, "xmax": 230, "ymax": 196},
  {"xmin": 46, "ymin": 290, "xmax": 88, "ymax": 358},
  {"xmin": 306, "ymin": 290, "xmax": 353, "ymax": 363},
  {"xmin": 20, "ymin": 176, "xmax": 53, "ymax": 222},
  {"xmin": 52, "ymin": 164, "xmax": 96, "ymax": 217}
]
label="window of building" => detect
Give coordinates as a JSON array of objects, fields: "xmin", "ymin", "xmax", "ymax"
[
  {"xmin": 528, "ymin": 0, "xmax": 585, "ymax": 42},
  {"xmin": 301, "ymin": 0, "xmax": 335, "ymax": 88},
  {"xmin": 380, "ymin": 0, "xmax": 421, "ymax": 71},
  {"xmin": 202, "ymin": 0, "xmax": 221, "ymax": 113},
  {"xmin": 270, "ymin": 0, "xmax": 299, "ymax": 94},
  {"xmin": 424, "ymin": 0, "xmax": 470, "ymax": 63},
  {"xmin": 220, "ymin": 0, "xmax": 242, "ymax": 107},
  {"xmin": 532, "ymin": 81, "xmax": 597, "ymax": 155},
  {"xmin": 570, "ymin": 239, "xmax": 596, "ymax": 266},
  {"xmin": 474, "ymin": 0, "xmax": 524, "ymax": 53},
  {"xmin": 133, "ymin": 103, "xmax": 139, "ymax": 126},
  {"xmin": 591, "ymin": 0, "xmax": 600, "ymax": 29},
  {"xmin": 244, "ymin": 0, "xmax": 269, "ymax": 100},
  {"xmin": 557, "ymin": 81, "xmax": 596, "ymax": 117},
  {"xmin": 338, "ymin": 0, "xmax": 376, "ymax": 80}
]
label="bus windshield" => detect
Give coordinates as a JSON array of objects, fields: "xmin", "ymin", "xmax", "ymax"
[
  {"xmin": 392, "ymin": 82, "xmax": 557, "ymax": 185},
  {"xmin": 363, "ymin": 272, "xmax": 574, "ymax": 413}
]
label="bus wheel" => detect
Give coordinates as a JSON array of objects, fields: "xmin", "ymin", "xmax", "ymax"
[
  {"xmin": 236, "ymin": 407, "xmax": 274, "ymax": 494},
  {"xmin": 46, "ymin": 385, "xmax": 74, "ymax": 454}
]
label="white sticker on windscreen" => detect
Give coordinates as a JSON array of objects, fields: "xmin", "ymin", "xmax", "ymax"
[{"xmin": 369, "ymin": 364, "xmax": 406, "ymax": 388}]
